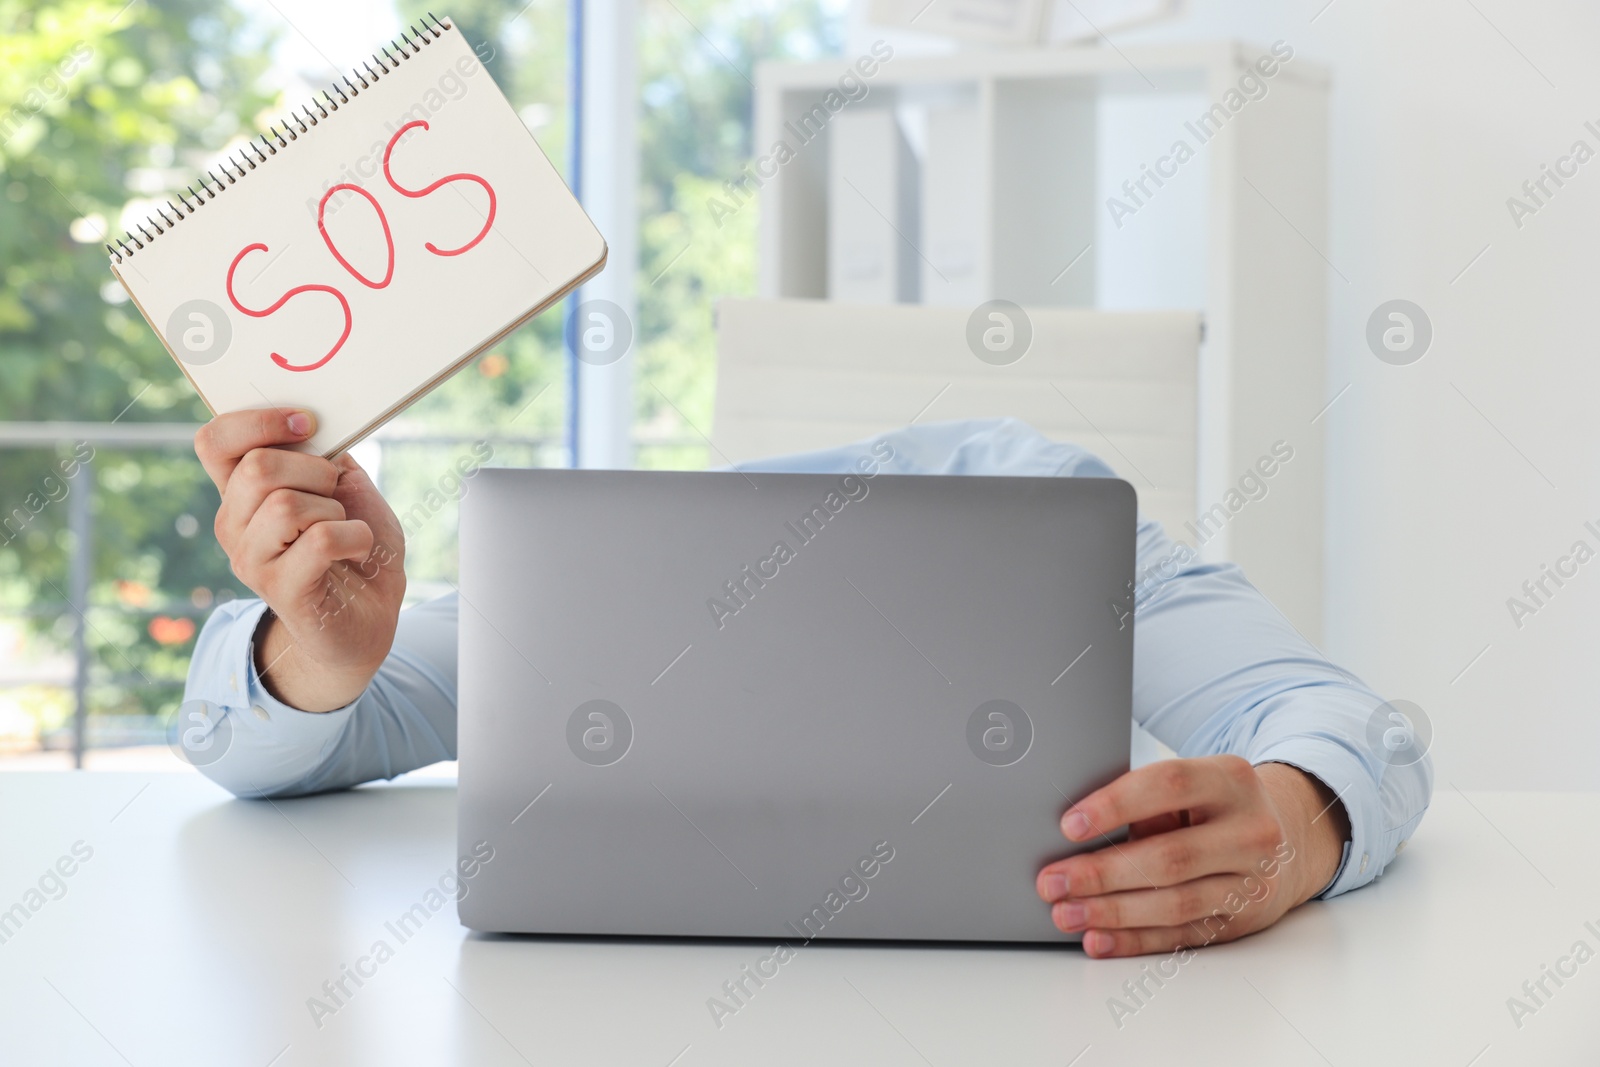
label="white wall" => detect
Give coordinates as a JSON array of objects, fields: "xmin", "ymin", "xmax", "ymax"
[{"xmin": 850, "ymin": 0, "xmax": 1600, "ymax": 790}]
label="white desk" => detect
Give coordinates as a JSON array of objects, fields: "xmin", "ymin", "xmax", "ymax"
[{"xmin": 1, "ymin": 773, "xmax": 1594, "ymax": 1065}]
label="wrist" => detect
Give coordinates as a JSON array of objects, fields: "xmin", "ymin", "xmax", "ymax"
[
  {"xmin": 253, "ymin": 611, "xmax": 385, "ymax": 713},
  {"xmin": 1255, "ymin": 761, "xmax": 1351, "ymax": 906}
]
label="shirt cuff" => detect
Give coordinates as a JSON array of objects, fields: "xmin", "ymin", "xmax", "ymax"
[
  {"xmin": 186, "ymin": 598, "xmax": 358, "ymax": 796},
  {"xmin": 1250, "ymin": 741, "xmax": 1379, "ymax": 900}
]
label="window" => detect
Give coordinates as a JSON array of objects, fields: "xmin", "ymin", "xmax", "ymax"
[{"xmin": 632, "ymin": 0, "xmax": 844, "ymax": 470}]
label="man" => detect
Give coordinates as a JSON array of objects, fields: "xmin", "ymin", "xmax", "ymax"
[{"xmin": 183, "ymin": 409, "xmax": 1431, "ymax": 958}]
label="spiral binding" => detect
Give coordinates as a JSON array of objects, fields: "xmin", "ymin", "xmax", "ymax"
[{"xmin": 107, "ymin": 13, "xmax": 455, "ymax": 264}]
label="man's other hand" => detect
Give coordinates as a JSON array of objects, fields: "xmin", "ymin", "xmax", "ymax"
[{"xmin": 1036, "ymin": 756, "xmax": 1350, "ymax": 957}]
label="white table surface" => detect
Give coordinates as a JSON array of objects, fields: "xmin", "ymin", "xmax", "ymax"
[{"xmin": 1, "ymin": 772, "xmax": 1595, "ymax": 1066}]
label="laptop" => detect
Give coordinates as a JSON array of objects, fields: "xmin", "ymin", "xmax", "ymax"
[{"xmin": 456, "ymin": 467, "xmax": 1134, "ymax": 942}]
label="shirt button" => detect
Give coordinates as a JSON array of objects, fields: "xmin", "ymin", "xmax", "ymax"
[
  {"xmin": 1358, "ymin": 852, "xmax": 1369, "ymax": 874},
  {"xmin": 229, "ymin": 672, "xmax": 238, "ymax": 691},
  {"xmin": 253, "ymin": 705, "xmax": 271, "ymax": 721}
]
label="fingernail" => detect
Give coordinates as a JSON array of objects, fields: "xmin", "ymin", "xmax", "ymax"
[
  {"xmin": 1084, "ymin": 931, "xmax": 1113, "ymax": 956},
  {"xmin": 1062, "ymin": 810, "xmax": 1091, "ymax": 840},
  {"xmin": 1041, "ymin": 873, "xmax": 1069, "ymax": 900},
  {"xmin": 287, "ymin": 412, "xmax": 313, "ymax": 436},
  {"xmin": 1054, "ymin": 901, "xmax": 1088, "ymax": 932}
]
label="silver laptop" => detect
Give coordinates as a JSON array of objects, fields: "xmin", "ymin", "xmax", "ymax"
[{"xmin": 456, "ymin": 468, "xmax": 1134, "ymax": 942}]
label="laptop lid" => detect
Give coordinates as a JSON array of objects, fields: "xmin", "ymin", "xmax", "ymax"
[{"xmin": 457, "ymin": 467, "xmax": 1134, "ymax": 942}]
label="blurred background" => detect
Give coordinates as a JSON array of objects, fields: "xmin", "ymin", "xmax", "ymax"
[{"xmin": 2, "ymin": 0, "xmax": 1596, "ymax": 794}]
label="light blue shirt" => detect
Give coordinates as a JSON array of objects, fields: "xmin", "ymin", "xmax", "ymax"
[{"xmin": 183, "ymin": 418, "xmax": 1431, "ymax": 900}]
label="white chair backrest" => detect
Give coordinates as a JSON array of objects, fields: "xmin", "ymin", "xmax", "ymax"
[{"xmin": 712, "ymin": 298, "xmax": 1201, "ymax": 536}]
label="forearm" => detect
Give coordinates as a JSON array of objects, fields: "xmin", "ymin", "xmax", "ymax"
[
  {"xmin": 182, "ymin": 594, "xmax": 462, "ymax": 797},
  {"xmin": 1131, "ymin": 518, "xmax": 1433, "ymax": 897}
]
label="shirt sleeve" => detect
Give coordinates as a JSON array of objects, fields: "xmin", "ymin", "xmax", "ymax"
[
  {"xmin": 1128, "ymin": 510, "xmax": 1433, "ymax": 899},
  {"xmin": 177, "ymin": 416, "xmax": 1433, "ymax": 901},
  {"xmin": 180, "ymin": 593, "xmax": 460, "ymax": 799}
]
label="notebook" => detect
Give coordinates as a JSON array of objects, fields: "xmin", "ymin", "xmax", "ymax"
[{"xmin": 108, "ymin": 14, "xmax": 606, "ymax": 457}]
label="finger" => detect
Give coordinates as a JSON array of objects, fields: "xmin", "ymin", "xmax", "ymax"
[
  {"xmin": 1061, "ymin": 756, "xmax": 1255, "ymax": 842},
  {"xmin": 1080, "ymin": 901, "xmax": 1278, "ymax": 957},
  {"xmin": 1050, "ymin": 874, "xmax": 1263, "ymax": 932},
  {"xmin": 273, "ymin": 521, "xmax": 376, "ymax": 603},
  {"xmin": 216, "ymin": 449, "xmax": 342, "ymax": 546},
  {"xmin": 1129, "ymin": 811, "xmax": 1187, "ymax": 840},
  {"xmin": 194, "ymin": 408, "xmax": 316, "ymax": 491},
  {"xmin": 1037, "ymin": 821, "xmax": 1252, "ymax": 898},
  {"xmin": 330, "ymin": 451, "xmax": 381, "ymax": 502},
  {"xmin": 235, "ymin": 491, "xmax": 348, "ymax": 581},
  {"xmin": 1082, "ymin": 926, "xmax": 1208, "ymax": 959}
]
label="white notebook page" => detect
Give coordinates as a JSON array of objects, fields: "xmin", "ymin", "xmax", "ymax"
[{"xmin": 111, "ymin": 18, "xmax": 605, "ymax": 456}]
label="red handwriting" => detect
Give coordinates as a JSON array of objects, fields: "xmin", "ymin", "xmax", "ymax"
[
  {"xmin": 383, "ymin": 120, "xmax": 496, "ymax": 256},
  {"xmin": 317, "ymin": 184, "xmax": 394, "ymax": 289},
  {"xmin": 225, "ymin": 130, "xmax": 498, "ymax": 373},
  {"xmin": 225, "ymin": 243, "xmax": 351, "ymax": 373}
]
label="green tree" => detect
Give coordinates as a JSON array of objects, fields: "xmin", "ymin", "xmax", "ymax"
[{"xmin": 1, "ymin": 0, "xmax": 274, "ymax": 736}]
